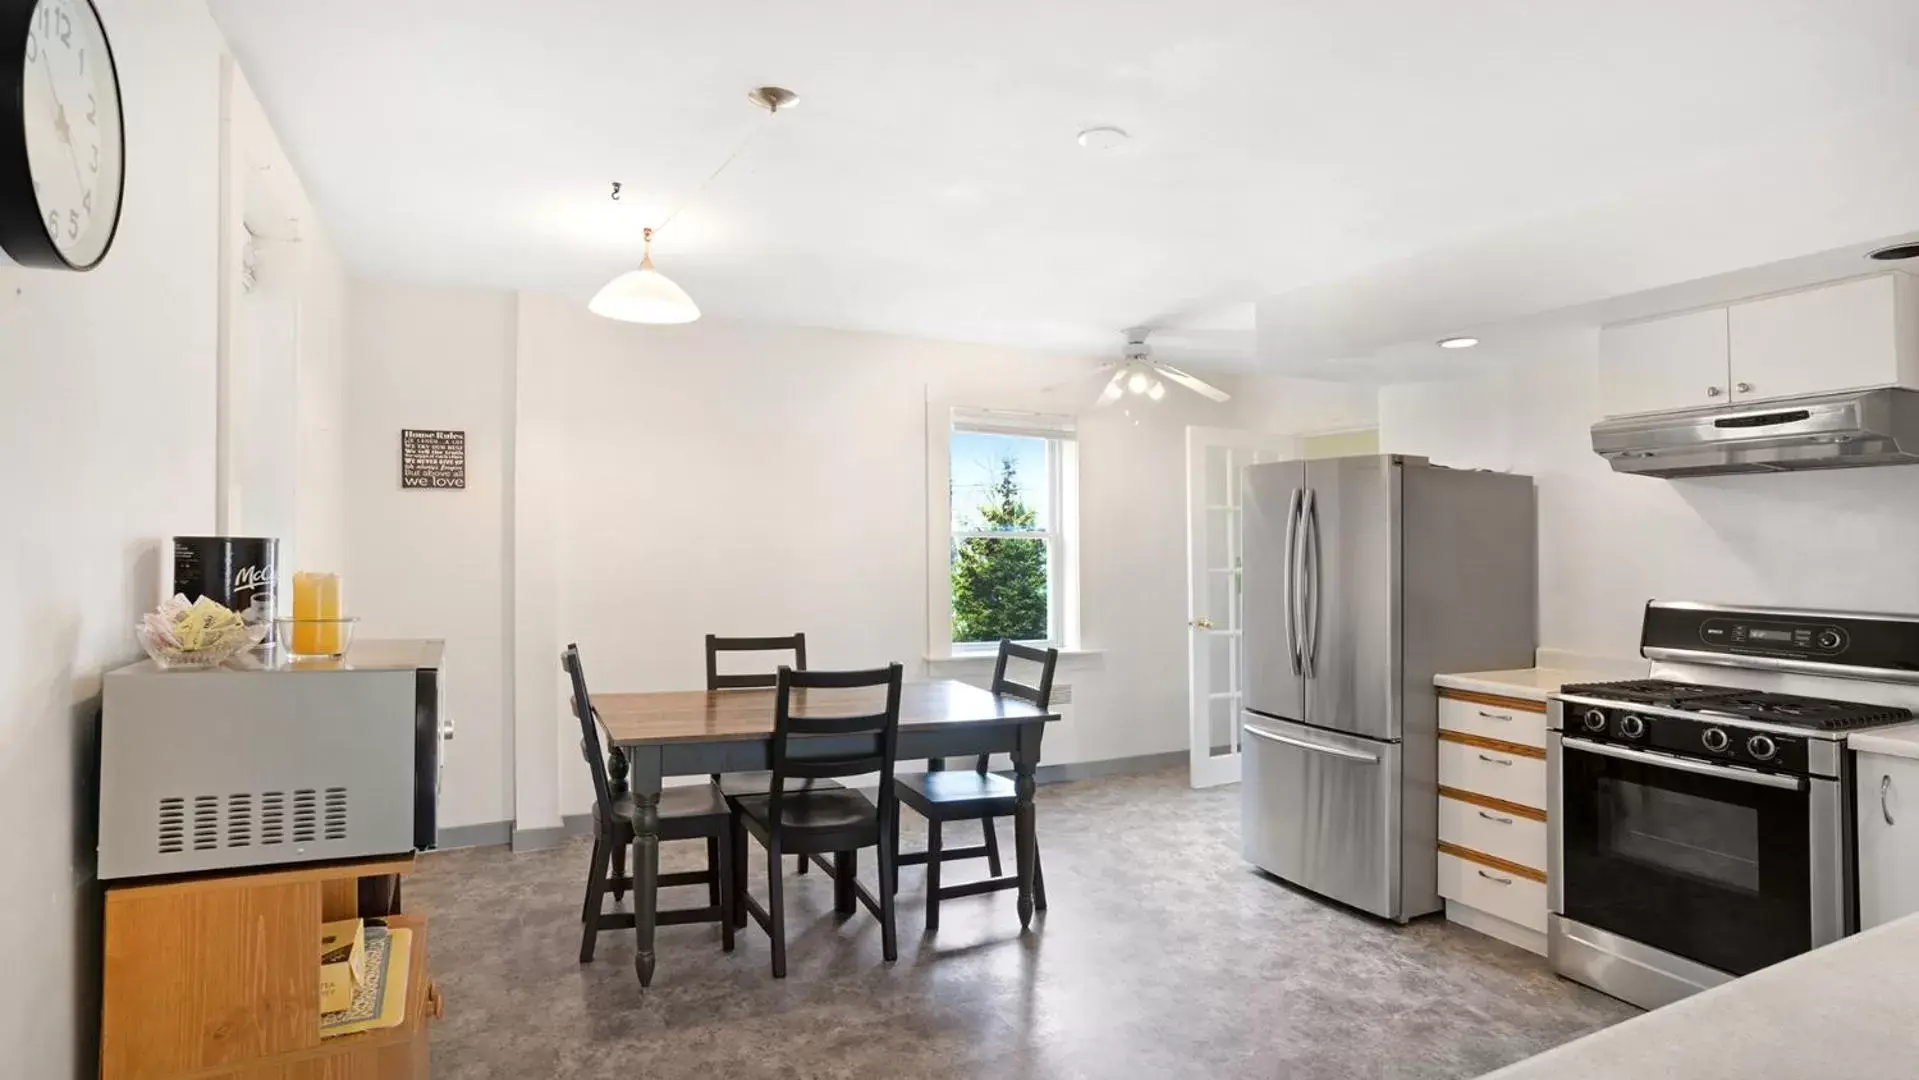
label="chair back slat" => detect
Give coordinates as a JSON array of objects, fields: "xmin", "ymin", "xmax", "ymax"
[
  {"xmin": 706, "ymin": 633, "xmax": 806, "ymax": 690},
  {"xmin": 976, "ymin": 639, "xmax": 1058, "ymax": 771},
  {"xmin": 561, "ymin": 644, "xmax": 616, "ymax": 817},
  {"xmin": 767, "ymin": 663, "xmax": 903, "ymax": 827}
]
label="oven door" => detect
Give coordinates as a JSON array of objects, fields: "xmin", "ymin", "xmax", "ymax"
[{"xmin": 1556, "ymin": 736, "xmax": 1826, "ymax": 977}]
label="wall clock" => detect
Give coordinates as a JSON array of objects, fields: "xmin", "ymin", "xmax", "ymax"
[{"xmin": 0, "ymin": 0, "xmax": 124, "ymax": 271}]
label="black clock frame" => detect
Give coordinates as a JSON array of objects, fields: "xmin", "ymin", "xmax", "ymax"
[{"xmin": 0, "ymin": 0, "xmax": 124, "ymax": 270}]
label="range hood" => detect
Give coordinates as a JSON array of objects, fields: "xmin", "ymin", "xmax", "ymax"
[{"xmin": 1592, "ymin": 388, "xmax": 1919, "ymax": 477}]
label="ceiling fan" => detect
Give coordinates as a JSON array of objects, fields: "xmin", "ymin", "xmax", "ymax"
[{"xmin": 1090, "ymin": 328, "xmax": 1232, "ymax": 407}]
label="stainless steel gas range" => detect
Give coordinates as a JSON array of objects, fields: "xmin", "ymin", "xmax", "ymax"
[{"xmin": 1546, "ymin": 601, "xmax": 1919, "ymax": 1010}]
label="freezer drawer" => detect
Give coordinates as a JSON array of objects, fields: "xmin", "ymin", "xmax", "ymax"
[{"xmin": 1241, "ymin": 714, "xmax": 1400, "ymax": 918}]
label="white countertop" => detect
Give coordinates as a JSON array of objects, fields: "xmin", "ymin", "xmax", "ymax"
[
  {"xmin": 1434, "ymin": 667, "xmax": 1626, "ymax": 703},
  {"xmin": 1848, "ymin": 720, "xmax": 1919, "ymax": 761},
  {"xmin": 1480, "ymin": 911, "xmax": 1919, "ymax": 1079}
]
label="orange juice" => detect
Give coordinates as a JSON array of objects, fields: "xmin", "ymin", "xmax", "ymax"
[{"xmin": 292, "ymin": 572, "xmax": 343, "ymax": 654}]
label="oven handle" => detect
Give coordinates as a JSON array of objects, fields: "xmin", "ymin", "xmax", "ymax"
[{"xmin": 1561, "ymin": 737, "xmax": 1806, "ymax": 791}]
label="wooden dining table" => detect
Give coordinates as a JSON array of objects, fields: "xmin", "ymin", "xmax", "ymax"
[{"xmin": 593, "ymin": 678, "xmax": 1058, "ymax": 987}]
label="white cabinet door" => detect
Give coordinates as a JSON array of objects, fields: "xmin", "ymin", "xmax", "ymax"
[
  {"xmin": 1729, "ymin": 275, "xmax": 1904, "ymax": 404},
  {"xmin": 1598, "ymin": 307, "xmax": 1730, "ymax": 417},
  {"xmin": 1857, "ymin": 751, "xmax": 1919, "ymax": 931}
]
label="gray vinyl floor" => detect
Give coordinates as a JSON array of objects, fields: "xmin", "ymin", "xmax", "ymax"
[{"xmin": 409, "ymin": 768, "xmax": 1636, "ymax": 1080}]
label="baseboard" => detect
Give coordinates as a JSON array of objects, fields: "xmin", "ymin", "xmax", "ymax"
[
  {"xmin": 435, "ymin": 821, "xmax": 512, "ymax": 850},
  {"xmin": 1032, "ymin": 749, "xmax": 1184, "ymax": 784},
  {"xmin": 1445, "ymin": 899, "xmax": 1548, "ymax": 956},
  {"xmin": 439, "ymin": 751, "xmax": 1187, "ymax": 854}
]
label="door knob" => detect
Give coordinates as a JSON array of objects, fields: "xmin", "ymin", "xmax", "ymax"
[
  {"xmin": 1736, "ymin": 382, "xmax": 1754, "ymax": 393},
  {"xmin": 1191, "ymin": 616, "xmax": 1215, "ymax": 630},
  {"xmin": 1706, "ymin": 386, "xmax": 1725, "ymax": 397}
]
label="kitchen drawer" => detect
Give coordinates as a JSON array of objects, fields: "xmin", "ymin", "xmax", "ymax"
[
  {"xmin": 1438, "ymin": 692, "xmax": 1546, "ymax": 750},
  {"xmin": 1438, "ymin": 794, "xmax": 1546, "ymax": 872},
  {"xmin": 1438, "ymin": 850, "xmax": 1547, "ymax": 933},
  {"xmin": 1438, "ymin": 736, "xmax": 1547, "ymax": 810}
]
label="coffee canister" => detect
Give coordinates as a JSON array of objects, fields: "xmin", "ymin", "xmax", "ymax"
[{"xmin": 172, "ymin": 536, "xmax": 279, "ymax": 626}]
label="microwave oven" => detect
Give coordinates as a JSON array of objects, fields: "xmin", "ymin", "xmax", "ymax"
[{"xmin": 98, "ymin": 639, "xmax": 446, "ymax": 881}]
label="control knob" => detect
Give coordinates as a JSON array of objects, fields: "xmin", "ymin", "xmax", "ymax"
[
  {"xmin": 1619, "ymin": 714, "xmax": 1646, "ymax": 739},
  {"xmin": 1747, "ymin": 734, "xmax": 1778, "ymax": 761},
  {"xmin": 1702, "ymin": 727, "xmax": 1730, "ymax": 753},
  {"xmin": 1816, "ymin": 629, "xmax": 1842, "ymax": 651},
  {"xmin": 1582, "ymin": 708, "xmax": 1608, "ymax": 733}
]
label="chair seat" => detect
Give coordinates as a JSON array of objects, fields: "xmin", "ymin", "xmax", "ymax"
[
  {"xmin": 894, "ymin": 769, "xmax": 1018, "ymax": 816},
  {"xmin": 716, "ymin": 771, "xmax": 844, "ymax": 799},
  {"xmin": 734, "ymin": 787, "xmax": 881, "ymax": 847}
]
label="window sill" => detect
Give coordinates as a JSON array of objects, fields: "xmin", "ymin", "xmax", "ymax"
[{"xmin": 924, "ymin": 648, "xmax": 1105, "ymax": 667}]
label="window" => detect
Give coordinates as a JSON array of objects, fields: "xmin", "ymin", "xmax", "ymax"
[{"xmin": 933, "ymin": 407, "xmax": 1078, "ymax": 654}]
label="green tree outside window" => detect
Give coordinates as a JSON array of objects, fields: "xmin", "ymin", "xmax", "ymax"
[{"xmin": 951, "ymin": 453, "xmax": 1049, "ymax": 642}]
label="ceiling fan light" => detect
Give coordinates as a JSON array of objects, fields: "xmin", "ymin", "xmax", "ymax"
[
  {"xmin": 589, "ymin": 263, "xmax": 701, "ymax": 324},
  {"xmin": 1126, "ymin": 370, "xmax": 1151, "ymax": 395},
  {"xmin": 1146, "ymin": 379, "xmax": 1166, "ymax": 401}
]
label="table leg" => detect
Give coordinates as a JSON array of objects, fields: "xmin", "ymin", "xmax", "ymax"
[
  {"xmin": 627, "ymin": 745, "xmax": 664, "ymax": 988},
  {"xmin": 1013, "ymin": 720, "xmax": 1043, "ymax": 931}
]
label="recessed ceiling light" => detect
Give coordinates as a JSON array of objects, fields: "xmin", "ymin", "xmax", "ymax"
[
  {"xmin": 1437, "ymin": 336, "xmax": 1479, "ymax": 349},
  {"xmin": 1869, "ymin": 242, "xmax": 1919, "ymax": 261},
  {"xmin": 1077, "ymin": 126, "xmax": 1129, "ymax": 150}
]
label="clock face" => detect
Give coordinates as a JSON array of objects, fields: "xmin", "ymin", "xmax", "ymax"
[{"xmin": 18, "ymin": 0, "xmax": 122, "ymax": 268}]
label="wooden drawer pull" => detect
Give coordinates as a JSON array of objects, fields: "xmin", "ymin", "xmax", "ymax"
[{"xmin": 425, "ymin": 981, "xmax": 445, "ymax": 1020}]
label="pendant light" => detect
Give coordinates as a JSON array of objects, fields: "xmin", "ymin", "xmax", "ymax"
[
  {"xmin": 589, "ymin": 227, "xmax": 701, "ymax": 324},
  {"xmin": 590, "ymin": 86, "xmax": 799, "ymax": 325}
]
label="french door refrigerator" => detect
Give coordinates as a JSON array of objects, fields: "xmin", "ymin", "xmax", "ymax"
[{"xmin": 1240, "ymin": 455, "xmax": 1537, "ymax": 922}]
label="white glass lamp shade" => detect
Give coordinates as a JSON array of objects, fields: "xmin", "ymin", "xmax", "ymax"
[{"xmin": 589, "ymin": 258, "xmax": 701, "ymax": 324}]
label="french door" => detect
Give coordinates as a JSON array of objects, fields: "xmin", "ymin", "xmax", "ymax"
[{"xmin": 1186, "ymin": 426, "xmax": 1300, "ymax": 787}]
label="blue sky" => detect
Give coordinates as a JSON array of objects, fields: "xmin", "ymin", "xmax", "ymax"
[{"xmin": 951, "ymin": 431, "xmax": 1048, "ymax": 531}]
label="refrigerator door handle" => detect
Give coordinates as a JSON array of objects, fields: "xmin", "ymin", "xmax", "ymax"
[
  {"xmin": 1243, "ymin": 722, "xmax": 1380, "ymax": 763},
  {"xmin": 1303, "ymin": 488, "xmax": 1322, "ymax": 678},
  {"xmin": 1284, "ymin": 487, "xmax": 1303, "ymax": 675}
]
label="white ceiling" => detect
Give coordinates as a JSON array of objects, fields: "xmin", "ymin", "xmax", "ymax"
[{"xmin": 209, "ymin": 0, "xmax": 1919, "ymax": 367}]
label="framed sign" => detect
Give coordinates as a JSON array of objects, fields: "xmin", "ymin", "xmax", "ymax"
[{"xmin": 401, "ymin": 429, "xmax": 466, "ymax": 489}]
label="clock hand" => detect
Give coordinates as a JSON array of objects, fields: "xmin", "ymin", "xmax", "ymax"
[{"xmin": 35, "ymin": 40, "xmax": 88, "ymax": 209}]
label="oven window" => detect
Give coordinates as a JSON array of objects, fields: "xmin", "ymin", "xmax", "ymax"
[
  {"xmin": 1603, "ymin": 780, "xmax": 1761, "ymax": 894},
  {"xmin": 1561, "ymin": 742, "xmax": 1810, "ymax": 977}
]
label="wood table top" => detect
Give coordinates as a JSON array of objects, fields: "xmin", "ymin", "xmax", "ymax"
[{"xmin": 593, "ymin": 678, "xmax": 1056, "ymax": 746}]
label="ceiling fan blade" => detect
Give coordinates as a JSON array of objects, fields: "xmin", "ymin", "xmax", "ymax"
[
  {"xmin": 1155, "ymin": 363, "xmax": 1232, "ymax": 403},
  {"xmin": 1093, "ymin": 370, "xmax": 1128, "ymax": 407}
]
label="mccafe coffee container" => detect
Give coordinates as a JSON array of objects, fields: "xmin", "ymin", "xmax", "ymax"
[{"xmin": 172, "ymin": 536, "xmax": 279, "ymax": 629}]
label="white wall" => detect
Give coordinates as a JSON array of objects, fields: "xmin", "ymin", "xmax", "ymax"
[
  {"xmin": 341, "ymin": 284, "xmax": 1372, "ymax": 830},
  {"xmin": 344, "ymin": 281, "xmax": 518, "ymax": 829},
  {"xmin": 0, "ymin": 3, "xmax": 254, "ymax": 1076},
  {"xmin": 1378, "ymin": 327, "xmax": 1919, "ymax": 659},
  {"xmin": 521, "ymin": 294, "xmax": 1263, "ymax": 819}
]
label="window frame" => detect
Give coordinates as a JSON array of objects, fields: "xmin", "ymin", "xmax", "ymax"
[{"xmin": 927, "ymin": 402, "xmax": 1080, "ymax": 659}]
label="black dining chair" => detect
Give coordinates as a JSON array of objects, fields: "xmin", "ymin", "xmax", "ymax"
[
  {"xmin": 892, "ymin": 639, "xmax": 1055, "ymax": 929},
  {"xmin": 731, "ymin": 663, "xmax": 903, "ymax": 978},
  {"xmin": 706, "ymin": 633, "xmax": 841, "ymax": 887},
  {"xmin": 563, "ymin": 643, "xmax": 734, "ymax": 964}
]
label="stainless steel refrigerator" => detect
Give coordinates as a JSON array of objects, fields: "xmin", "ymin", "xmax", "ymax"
[{"xmin": 1240, "ymin": 455, "xmax": 1536, "ymax": 922}]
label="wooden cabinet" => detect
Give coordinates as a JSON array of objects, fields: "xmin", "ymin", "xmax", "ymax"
[
  {"xmin": 1599, "ymin": 307, "xmax": 1731, "ymax": 417},
  {"xmin": 1599, "ymin": 273, "xmax": 1919, "ymax": 418},
  {"xmin": 101, "ymin": 856, "xmax": 437, "ymax": 1080},
  {"xmin": 1434, "ymin": 686, "xmax": 1549, "ymax": 955},
  {"xmin": 1857, "ymin": 751, "xmax": 1919, "ymax": 931}
]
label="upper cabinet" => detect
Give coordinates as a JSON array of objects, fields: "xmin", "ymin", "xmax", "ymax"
[
  {"xmin": 1598, "ymin": 307, "xmax": 1730, "ymax": 417},
  {"xmin": 1599, "ymin": 273, "xmax": 1919, "ymax": 418}
]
